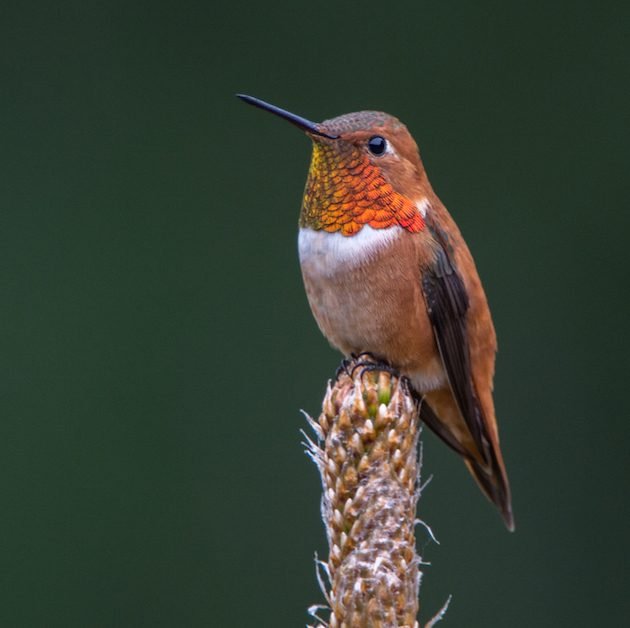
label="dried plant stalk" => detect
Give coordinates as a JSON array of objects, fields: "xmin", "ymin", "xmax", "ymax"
[{"xmin": 305, "ymin": 359, "xmax": 424, "ymax": 628}]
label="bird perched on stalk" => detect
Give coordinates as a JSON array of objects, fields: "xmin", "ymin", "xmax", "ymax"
[{"xmin": 238, "ymin": 94, "xmax": 514, "ymax": 530}]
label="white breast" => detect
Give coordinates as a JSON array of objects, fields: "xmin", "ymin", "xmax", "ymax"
[{"xmin": 298, "ymin": 225, "xmax": 403, "ymax": 277}]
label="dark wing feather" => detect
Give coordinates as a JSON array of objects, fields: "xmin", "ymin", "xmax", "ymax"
[{"xmin": 421, "ymin": 245, "xmax": 488, "ymax": 457}]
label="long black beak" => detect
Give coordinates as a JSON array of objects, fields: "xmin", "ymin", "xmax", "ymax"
[{"xmin": 236, "ymin": 94, "xmax": 339, "ymax": 139}]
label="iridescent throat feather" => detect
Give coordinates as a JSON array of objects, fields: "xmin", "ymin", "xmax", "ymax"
[{"xmin": 300, "ymin": 142, "xmax": 425, "ymax": 236}]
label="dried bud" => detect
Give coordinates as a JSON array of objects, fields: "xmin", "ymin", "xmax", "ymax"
[{"xmin": 306, "ymin": 358, "xmax": 425, "ymax": 628}]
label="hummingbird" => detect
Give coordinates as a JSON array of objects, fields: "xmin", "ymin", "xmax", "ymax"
[{"xmin": 237, "ymin": 94, "xmax": 514, "ymax": 530}]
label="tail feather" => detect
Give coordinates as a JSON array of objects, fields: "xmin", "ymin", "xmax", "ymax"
[
  {"xmin": 465, "ymin": 457, "xmax": 515, "ymax": 531},
  {"xmin": 418, "ymin": 393, "xmax": 515, "ymax": 531}
]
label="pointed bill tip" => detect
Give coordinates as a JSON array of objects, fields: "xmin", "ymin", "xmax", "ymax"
[
  {"xmin": 235, "ymin": 93, "xmax": 257, "ymax": 105},
  {"xmin": 236, "ymin": 93, "xmax": 338, "ymax": 140}
]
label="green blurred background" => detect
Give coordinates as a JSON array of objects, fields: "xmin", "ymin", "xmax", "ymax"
[{"xmin": 1, "ymin": 1, "xmax": 629, "ymax": 625}]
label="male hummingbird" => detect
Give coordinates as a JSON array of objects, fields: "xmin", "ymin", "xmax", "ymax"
[{"xmin": 238, "ymin": 94, "xmax": 514, "ymax": 530}]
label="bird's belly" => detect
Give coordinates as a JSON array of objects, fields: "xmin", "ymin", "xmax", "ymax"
[{"xmin": 298, "ymin": 226, "xmax": 446, "ymax": 391}]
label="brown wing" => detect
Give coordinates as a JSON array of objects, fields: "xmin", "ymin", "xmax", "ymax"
[
  {"xmin": 421, "ymin": 242, "xmax": 514, "ymax": 530},
  {"xmin": 421, "ymin": 245, "xmax": 489, "ymax": 457}
]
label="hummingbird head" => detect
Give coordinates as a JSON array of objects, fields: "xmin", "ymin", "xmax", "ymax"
[{"xmin": 238, "ymin": 95, "xmax": 429, "ymax": 236}]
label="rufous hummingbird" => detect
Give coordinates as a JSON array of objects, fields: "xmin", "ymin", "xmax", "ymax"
[{"xmin": 238, "ymin": 94, "xmax": 514, "ymax": 530}]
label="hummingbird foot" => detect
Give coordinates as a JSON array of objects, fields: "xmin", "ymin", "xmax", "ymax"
[
  {"xmin": 334, "ymin": 357, "xmax": 354, "ymax": 380},
  {"xmin": 343, "ymin": 354, "xmax": 419, "ymax": 411},
  {"xmin": 351, "ymin": 356, "xmax": 401, "ymax": 381},
  {"xmin": 349, "ymin": 356, "xmax": 419, "ymax": 409}
]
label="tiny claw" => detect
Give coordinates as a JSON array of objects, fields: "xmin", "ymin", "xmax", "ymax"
[
  {"xmin": 335, "ymin": 358, "xmax": 353, "ymax": 380},
  {"xmin": 351, "ymin": 359, "xmax": 400, "ymax": 382}
]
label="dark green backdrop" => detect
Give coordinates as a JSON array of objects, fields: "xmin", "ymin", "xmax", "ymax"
[{"xmin": 1, "ymin": 1, "xmax": 628, "ymax": 626}]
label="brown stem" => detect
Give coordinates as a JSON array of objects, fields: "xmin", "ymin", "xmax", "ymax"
[{"xmin": 305, "ymin": 359, "xmax": 428, "ymax": 628}]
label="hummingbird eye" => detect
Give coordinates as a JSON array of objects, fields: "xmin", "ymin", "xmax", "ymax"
[{"xmin": 367, "ymin": 135, "xmax": 387, "ymax": 156}]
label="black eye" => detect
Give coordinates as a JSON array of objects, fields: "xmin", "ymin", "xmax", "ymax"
[{"xmin": 367, "ymin": 135, "xmax": 387, "ymax": 156}]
